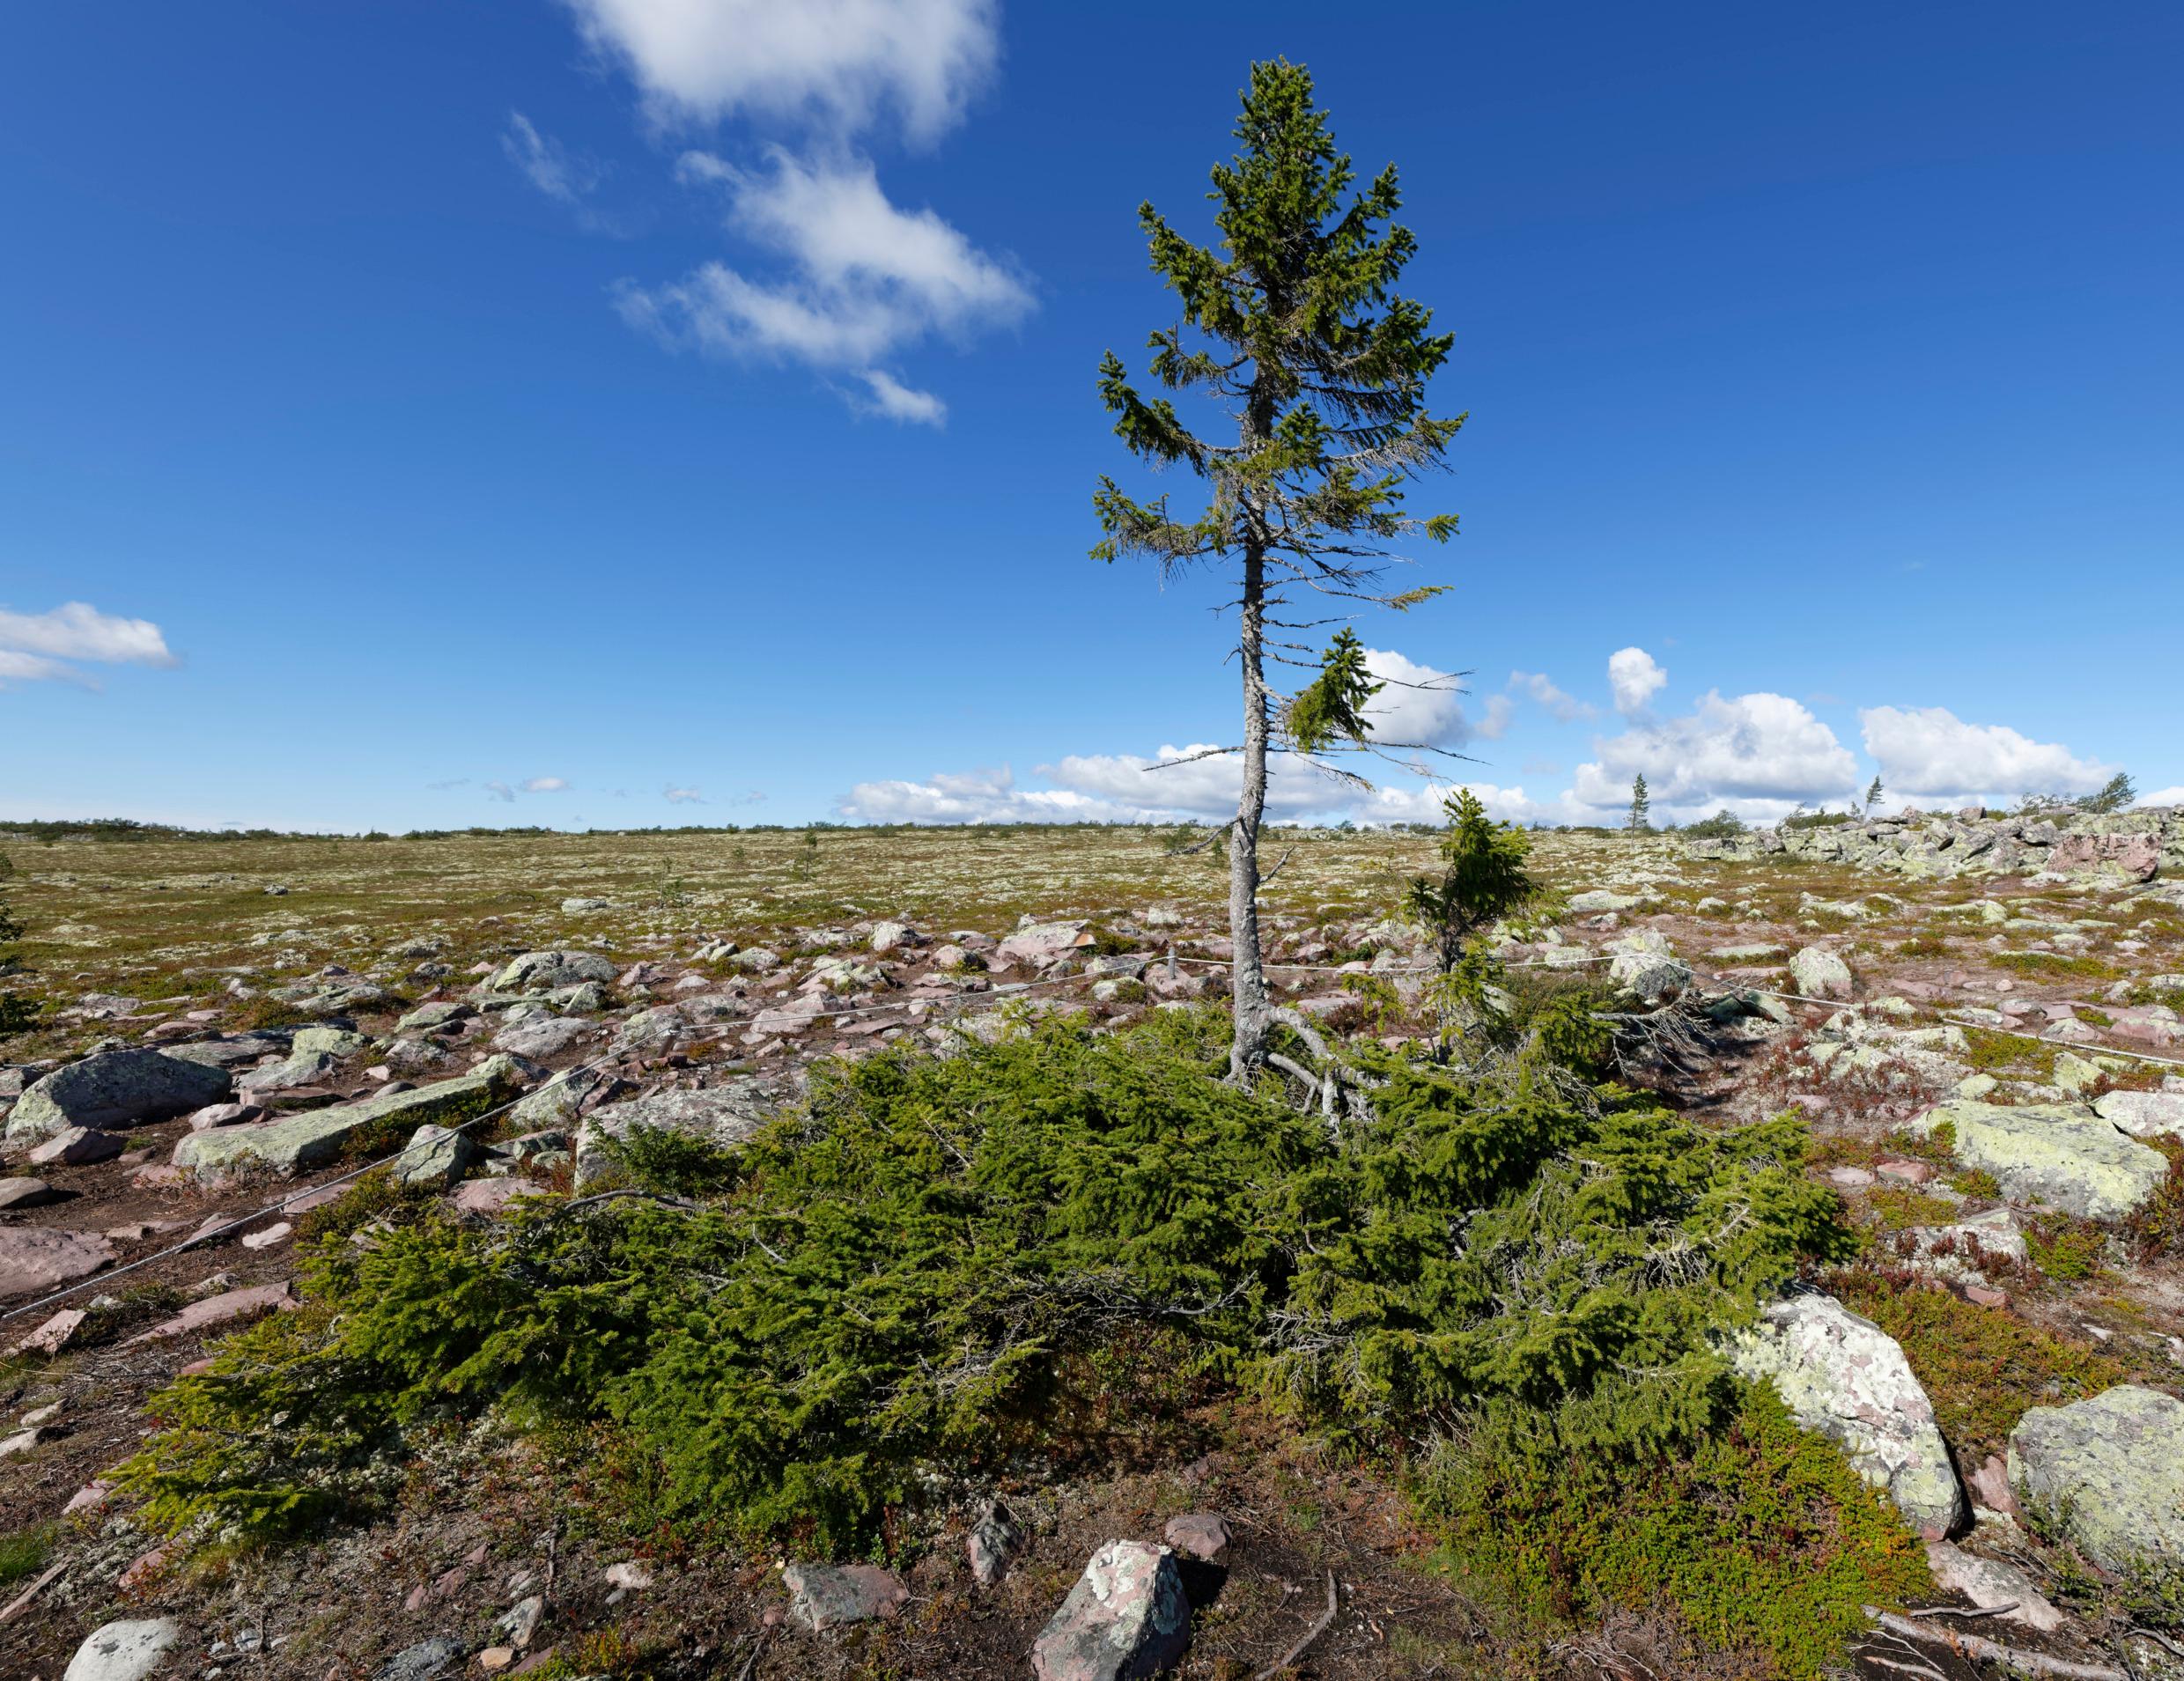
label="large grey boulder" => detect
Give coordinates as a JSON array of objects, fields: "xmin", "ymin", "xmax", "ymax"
[
  {"xmin": 159, "ymin": 1033, "xmax": 291, "ymax": 1070},
  {"xmin": 575, "ymin": 1073, "xmax": 801, "ymax": 1188},
  {"xmin": 392, "ymin": 1124, "xmax": 476, "ymax": 1189},
  {"xmin": 491, "ymin": 950, "xmax": 616, "ymax": 993},
  {"xmin": 1606, "ymin": 933, "xmax": 1691, "ymax": 1003},
  {"xmin": 491, "ymin": 1014, "xmax": 594, "ymax": 1059},
  {"xmin": 1032, "ymin": 1540, "xmax": 1191, "ymax": 1681},
  {"xmin": 1911, "ymin": 1099, "xmax": 2168, "ymax": 1220},
  {"xmin": 1789, "ymin": 946, "xmax": 1855, "ymax": 1000},
  {"xmin": 235, "ymin": 1051, "xmax": 337, "ymax": 1094},
  {"xmin": 2009, "ymin": 1386, "xmax": 2184, "ymax": 1576},
  {"xmin": 1724, "ymin": 1294, "xmax": 1965, "ymax": 1538},
  {"xmin": 63, "ymin": 1618, "xmax": 181, "ymax": 1681},
  {"xmin": 174, "ymin": 1057, "xmax": 528, "ymax": 1182},
  {"xmin": 2094, "ymin": 1089, "xmax": 2184, "ymax": 1139},
  {"xmin": 5, "ymin": 1049, "xmax": 232, "ymax": 1141}
]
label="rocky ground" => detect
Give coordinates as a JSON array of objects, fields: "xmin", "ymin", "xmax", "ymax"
[{"xmin": 3, "ymin": 810, "xmax": 2182, "ymax": 1680}]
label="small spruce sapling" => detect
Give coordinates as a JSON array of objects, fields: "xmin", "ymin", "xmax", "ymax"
[
  {"xmin": 1405, "ymin": 789, "xmax": 1547, "ymax": 1059},
  {"xmin": 1627, "ymin": 773, "xmax": 1651, "ymax": 832}
]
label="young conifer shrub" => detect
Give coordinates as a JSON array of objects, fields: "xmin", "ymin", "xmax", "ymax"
[{"xmin": 118, "ymin": 1009, "xmax": 1852, "ymax": 1559}]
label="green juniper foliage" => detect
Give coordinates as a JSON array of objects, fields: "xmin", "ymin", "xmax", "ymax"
[
  {"xmin": 120, "ymin": 1009, "xmax": 1850, "ymax": 1558},
  {"xmin": 0, "ymin": 852, "xmax": 38, "ymax": 1039},
  {"xmin": 1093, "ymin": 60, "xmax": 1465, "ymax": 1078}
]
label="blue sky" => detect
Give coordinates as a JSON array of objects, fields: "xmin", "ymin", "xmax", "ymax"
[{"xmin": 3, "ymin": 1, "xmax": 2179, "ymax": 830}]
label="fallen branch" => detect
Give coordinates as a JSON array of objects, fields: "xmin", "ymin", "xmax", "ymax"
[
  {"xmin": 1865, "ymin": 1610, "xmax": 2129, "ymax": 1680},
  {"xmin": 1255, "ymin": 1571, "xmax": 1338, "ymax": 1680},
  {"xmin": 537, "ymin": 1188, "xmax": 699, "ymax": 1222},
  {"xmin": 1905, "ymin": 1600, "xmax": 2018, "ymax": 1620},
  {"xmin": 0, "ymin": 1559, "xmax": 64, "ymax": 1625}
]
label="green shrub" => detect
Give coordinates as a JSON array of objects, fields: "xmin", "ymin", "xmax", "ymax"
[
  {"xmin": 1682, "ymin": 809, "xmax": 1747, "ymax": 841},
  {"xmin": 596, "ymin": 1124, "xmax": 741, "ymax": 1198},
  {"xmin": 1829, "ymin": 1275, "xmax": 2128, "ymax": 1460},
  {"xmin": 1415, "ymin": 1384, "xmax": 1929, "ymax": 1680},
  {"xmin": 118, "ymin": 1009, "xmax": 1850, "ymax": 1558},
  {"xmin": 0, "ymin": 1522, "xmax": 56, "ymax": 1590}
]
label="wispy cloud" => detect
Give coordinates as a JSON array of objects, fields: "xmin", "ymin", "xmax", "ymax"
[
  {"xmin": 502, "ymin": 112, "xmax": 604, "ymax": 205},
  {"xmin": 484, "ymin": 780, "xmax": 516, "ymax": 803},
  {"xmin": 618, "ymin": 147, "xmax": 1029, "ymax": 426},
  {"xmin": 425, "ymin": 777, "xmax": 471, "ymax": 791},
  {"xmin": 520, "ymin": 776, "xmax": 571, "ymax": 793},
  {"xmin": 1509, "ymin": 669, "xmax": 1597, "ymax": 723},
  {"xmin": 0, "ymin": 601, "xmax": 179, "ymax": 689},
  {"xmin": 662, "ymin": 783, "xmax": 705, "ymax": 804}
]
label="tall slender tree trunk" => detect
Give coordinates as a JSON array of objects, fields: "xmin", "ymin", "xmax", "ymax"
[{"xmin": 1228, "ymin": 544, "xmax": 1272, "ymax": 1080}]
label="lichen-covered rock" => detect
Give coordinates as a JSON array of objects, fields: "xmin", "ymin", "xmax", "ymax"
[
  {"xmin": 574, "ymin": 1073, "xmax": 803, "ymax": 1188},
  {"xmin": 1789, "ymin": 946, "xmax": 1855, "ymax": 1000},
  {"xmin": 2009, "ymin": 1386, "xmax": 2184, "ymax": 1576},
  {"xmin": 1912, "ymin": 1099, "xmax": 2167, "ymax": 1220},
  {"xmin": 2094, "ymin": 1089, "xmax": 2184, "ymax": 1139},
  {"xmin": 5, "ymin": 1049, "xmax": 233, "ymax": 1141},
  {"xmin": 173, "ymin": 1057, "xmax": 527, "ymax": 1182},
  {"xmin": 1724, "ymin": 1293, "xmax": 1965, "ymax": 1538},
  {"xmin": 1032, "ymin": 1540, "xmax": 1191, "ymax": 1681},
  {"xmin": 490, "ymin": 950, "xmax": 616, "ymax": 993},
  {"xmin": 392, "ymin": 1124, "xmax": 476, "ymax": 1189},
  {"xmin": 783, "ymin": 1561, "xmax": 907, "ymax": 1631},
  {"xmin": 63, "ymin": 1618, "xmax": 181, "ymax": 1681}
]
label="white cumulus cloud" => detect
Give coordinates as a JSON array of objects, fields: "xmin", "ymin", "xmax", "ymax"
[
  {"xmin": 520, "ymin": 776, "xmax": 571, "ymax": 793},
  {"xmin": 0, "ymin": 601, "xmax": 179, "ymax": 689},
  {"xmin": 1859, "ymin": 706, "xmax": 2112, "ymax": 801},
  {"xmin": 1571, "ymin": 691, "xmax": 1859, "ymax": 821},
  {"xmin": 2138, "ymin": 785, "xmax": 2184, "ymax": 809},
  {"xmin": 1607, "ymin": 646, "xmax": 1667, "ymax": 717},
  {"xmin": 561, "ymin": 0, "xmax": 999, "ymax": 142}
]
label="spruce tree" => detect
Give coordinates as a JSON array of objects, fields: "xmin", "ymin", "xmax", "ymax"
[
  {"xmin": 1093, "ymin": 60, "xmax": 1464, "ymax": 1078},
  {"xmin": 2081, "ymin": 771, "xmax": 2136, "ymax": 815},
  {"xmin": 1627, "ymin": 774, "xmax": 1651, "ymax": 832},
  {"xmin": 1863, "ymin": 774, "xmax": 1885, "ymax": 812}
]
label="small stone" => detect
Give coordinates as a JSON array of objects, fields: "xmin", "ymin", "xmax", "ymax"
[
  {"xmin": 0, "ymin": 1424, "xmax": 65, "ymax": 1457},
  {"xmin": 784, "ymin": 1561, "xmax": 909, "ymax": 1631},
  {"xmin": 1964, "ymin": 1285, "xmax": 2010, "ymax": 1309},
  {"xmin": 1922, "ymin": 1539, "xmax": 2064, "ymax": 1631},
  {"xmin": 62, "ymin": 1618, "xmax": 181, "ymax": 1681},
  {"xmin": 1789, "ymin": 946, "xmax": 1855, "ymax": 1001},
  {"xmin": 1826, "ymin": 1166, "xmax": 1875, "ymax": 1188},
  {"xmin": 496, "ymin": 1596, "xmax": 545, "ymax": 1648},
  {"xmin": 240, "ymin": 1221, "xmax": 292, "ymax": 1250},
  {"xmin": 0, "ymin": 1175, "xmax": 60, "ymax": 1209},
  {"xmin": 602, "ymin": 1559, "xmax": 653, "ymax": 1590},
  {"xmin": 64, "ymin": 1478, "xmax": 113, "ymax": 1515},
  {"xmin": 967, "ymin": 1500, "xmax": 1025, "ymax": 1588},
  {"xmin": 27, "ymin": 1126, "xmax": 127, "ymax": 1166},
  {"xmin": 7, "ymin": 1307, "xmax": 87, "ymax": 1358},
  {"xmin": 373, "ymin": 1636, "xmax": 466, "ymax": 1681},
  {"xmin": 187, "ymin": 1102, "xmax": 267, "ymax": 1131},
  {"xmin": 475, "ymin": 1650, "xmax": 515, "ymax": 1674},
  {"xmin": 1162, "ymin": 1513, "xmax": 1231, "ymax": 1561},
  {"xmin": 1875, "ymin": 1158, "xmax": 1931, "ymax": 1184}
]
